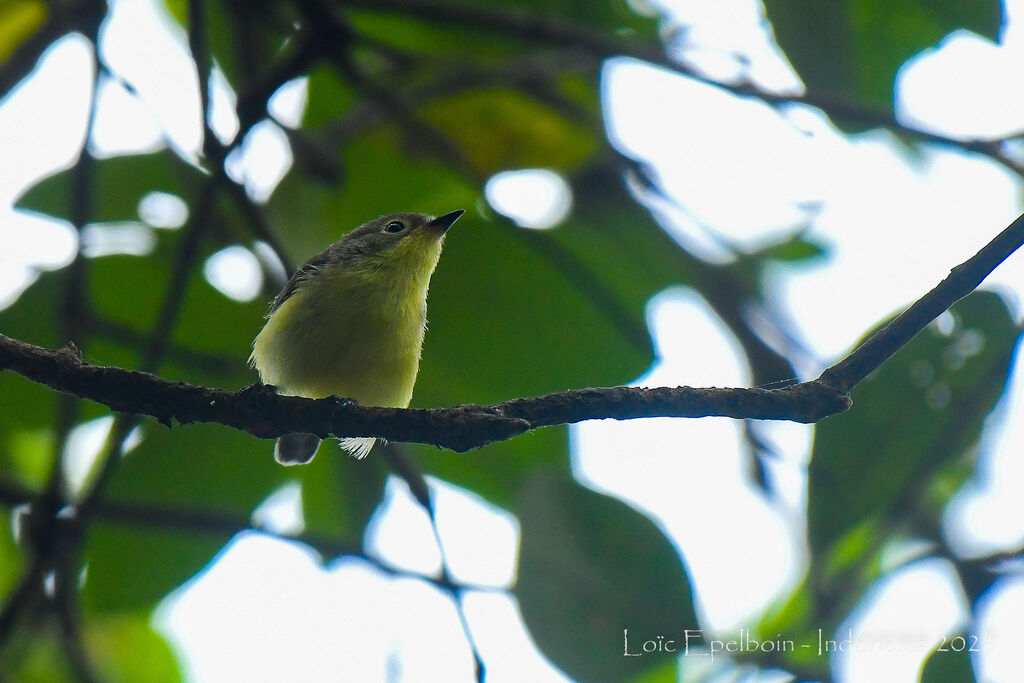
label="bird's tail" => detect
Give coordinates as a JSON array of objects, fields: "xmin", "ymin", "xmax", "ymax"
[
  {"xmin": 339, "ymin": 437, "xmax": 376, "ymax": 459},
  {"xmin": 275, "ymin": 433, "xmax": 322, "ymax": 465}
]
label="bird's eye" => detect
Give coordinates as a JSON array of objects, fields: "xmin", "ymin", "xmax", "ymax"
[{"xmin": 384, "ymin": 221, "xmax": 405, "ymax": 233}]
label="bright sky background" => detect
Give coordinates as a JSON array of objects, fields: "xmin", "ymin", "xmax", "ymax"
[{"xmin": 1, "ymin": 0, "xmax": 1023, "ymax": 681}]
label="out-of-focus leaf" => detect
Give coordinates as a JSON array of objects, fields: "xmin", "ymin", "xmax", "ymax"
[
  {"xmin": 809, "ymin": 291, "xmax": 1020, "ymax": 557},
  {"xmin": 0, "ymin": 626, "xmax": 74, "ymax": 682},
  {"xmin": 0, "ymin": 271, "xmax": 62, "ymax": 437},
  {"xmin": 302, "ymin": 66, "xmax": 358, "ymax": 131},
  {"xmin": 515, "ymin": 474, "xmax": 697, "ymax": 683},
  {"xmin": 169, "ymin": 262, "xmax": 266, "ymax": 386},
  {"xmin": 499, "ymin": 0, "xmax": 660, "ymax": 35},
  {"xmin": 747, "ymin": 231, "xmax": 828, "ymax": 264},
  {"xmin": 0, "ymin": 271, "xmax": 100, "ymax": 487},
  {"xmin": 15, "ymin": 151, "xmax": 200, "ymax": 224},
  {"xmin": 0, "ymin": 0, "xmax": 46, "ymax": 64},
  {"xmin": 86, "ymin": 613, "xmax": 183, "ymax": 683},
  {"xmin": 764, "ymin": 0, "xmax": 1002, "ymax": 118},
  {"xmin": 546, "ymin": 165, "xmax": 696, "ymax": 320},
  {"xmin": 417, "ymin": 201, "xmax": 653, "ymax": 406},
  {"xmin": 347, "ymin": 0, "xmax": 658, "ymax": 62},
  {"xmin": 363, "ymin": 0, "xmax": 657, "ymax": 42},
  {"xmin": 756, "ymin": 579, "xmax": 823, "ymax": 673},
  {"xmin": 0, "ymin": 243, "xmax": 256, "ymax": 484},
  {"xmin": 163, "ymin": 0, "xmax": 294, "ymax": 90},
  {"xmin": 347, "ymin": 9, "xmax": 520, "ymax": 60},
  {"xmin": 87, "ymin": 248, "xmax": 174, "ymax": 349},
  {"xmin": 82, "ymin": 423, "xmax": 288, "ymax": 613},
  {"xmin": 919, "ymin": 635, "xmax": 976, "ymax": 682},
  {"xmin": 630, "ymin": 657, "xmax": 679, "ymax": 683},
  {"xmin": 0, "ymin": 509, "xmax": 23, "ymax": 599},
  {"xmin": 422, "ymin": 88, "xmax": 596, "ymax": 174}
]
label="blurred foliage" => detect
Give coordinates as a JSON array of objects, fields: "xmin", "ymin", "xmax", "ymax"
[
  {"xmin": 763, "ymin": 0, "xmax": 1002, "ymax": 123},
  {"xmin": 0, "ymin": 0, "xmax": 1016, "ymax": 681},
  {"xmin": 918, "ymin": 634, "xmax": 977, "ymax": 682},
  {"xmin": 0, "ymin": 0, "xmax": 46, "ymax": 64},
  {"xmin": 763, "ymin": 292, "xmax": 1020, "ymax": 679},
  {"xmin": 810, "ymin": 292, "xmax": 1019, "ymax": 554},
  {"xmin": 515, "ymin": 473, "xmax": 698, "ymax": 682}
]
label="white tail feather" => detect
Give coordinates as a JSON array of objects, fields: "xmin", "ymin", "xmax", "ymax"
[{"xmin": 339, "ymin": 437, "xmax": 376, "ymax": 459}]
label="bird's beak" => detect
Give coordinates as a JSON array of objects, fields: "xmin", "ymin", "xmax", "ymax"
[{"xmin": 425, "ymin": 209, "xmax": 464, "ymax": 235}]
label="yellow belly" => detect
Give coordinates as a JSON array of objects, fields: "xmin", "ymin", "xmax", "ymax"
[{"xmin": 250, "ymin": 273, "xmax": 427, "ymax": 408}]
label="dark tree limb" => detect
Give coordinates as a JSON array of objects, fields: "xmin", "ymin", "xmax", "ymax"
[
  {"xmin": 5, "ymin": 212, "xmax": 1024, "ymax": 452},
  {"xmin": 0, "ymin": 333, "xmax": 847, "ymax": 452},
  {"xmin": 819, "ymin": 210, "xmax": 1024, "ymax": 392}
]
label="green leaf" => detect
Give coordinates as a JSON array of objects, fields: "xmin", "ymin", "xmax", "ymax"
[
  {"xmin": 0, "ymin": 626, "xmax": 75, "ymax": 682},
  {"xmin": 764, "ymin": 0, "xmax": 1003, "ymax": 117},
  {"xmin": 919, "ymin": 635, "xmax": 976, "ymax": 682},
  {"xmin": 82, "ymin": 423, "xmax": 289, "ymax": 612},
  {"xmin": 15, "ymin": 151, "xmax": 200, "ymax": 224},
  {"xmin": 515, "ymin": 474, "xmax": 698, "ymax": 683},
  {"xmin": 346, "ymin": 0, "xmax": 659, "ymax": 62},
  {"xmin": 756, "ymin": 578, "xmax": 823, "ymax": 673},
  {"xmin": 462, "ymin": 0, "xmax": 660, "ymax": 37},
  {"xmin": 168, "ymin": 258, "xmax": 267, "ymax": 386},
  {"xmin": 421, "ymin": 88, "xmax": 597, "ymax": 174},
  {"xmin": 302, "ymin": 66, "xmax": 359, "ymax": 131},
  {"xmin": 0, "ymin": 0, "xmax": 46, "ymax": 64},
  {"xmin": 162, "ymin": 0, "xmax": 294, "ymax": 92},
  {"xmin": 747, "ymin": 231, "xmax": 828, "ymax": 264},
  {"xmin": 0, "ymin": 269, "xmax": 62, "ymax": 448},
  {"xmin": 346, "ymin": 9, "xmax": 521, "ymax": 61},
  {"xmin": 0, "ymin": 271, "xmax": 99, "ymax": 487},
  {"xmin": 0, "ymin": 509, "xmax": 24, "ymax": 599},
  {"xmin": 86, "ymin": 613, "xmax": 183, "ymax": 682},
  {"xmin": 809, "ymin": 291, "xmax": 1021, "ymax": 556}
]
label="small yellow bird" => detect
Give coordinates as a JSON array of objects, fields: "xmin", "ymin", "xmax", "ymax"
[{"xmin": 250, "ymin": 210, "xmax": 463, "ymax": 465}]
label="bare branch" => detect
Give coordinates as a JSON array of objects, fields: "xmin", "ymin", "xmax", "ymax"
[
  {"xmin": 5, "ymin": 212, "xmax": 1024, "ymax": 454},
  {"xmin": 819, "ymin": 211, "xmax": 1024, "ymax": 392},
  {"xmin": 0, "ymin": 332, "xmax": 849, "ymax": 452}
]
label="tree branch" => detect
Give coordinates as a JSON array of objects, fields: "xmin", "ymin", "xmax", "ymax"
[
  {"xmin": 819, "ymin": 210, "xmax": 1024, "ymax": 392},
  {"xmin": 0, "ymin": 331, "xmax": 846, "ymax": 451},
  {"xmin": 2, "ymin": 210, "xmax": 1023, "ymax": 452}
]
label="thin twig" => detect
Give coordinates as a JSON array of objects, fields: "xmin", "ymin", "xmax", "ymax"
[{"xmin": 0, "ymin": 478, "xmax": 504, "ymax": 595}]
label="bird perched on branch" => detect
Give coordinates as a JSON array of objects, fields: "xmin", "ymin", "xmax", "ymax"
[{"xmin": 250, "ymin": 209, "xmax": 464, "ymax": 465}]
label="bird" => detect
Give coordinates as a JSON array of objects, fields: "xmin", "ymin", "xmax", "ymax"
[{"xmin": 250, "ymin": 209, "xmax": 463, "ymax": 465}]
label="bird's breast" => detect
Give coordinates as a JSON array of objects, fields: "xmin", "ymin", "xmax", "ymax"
[{"xmin": 251, "ymin": 270, "xmax": 430, "ymax": 407}]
